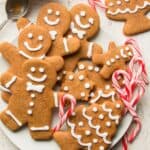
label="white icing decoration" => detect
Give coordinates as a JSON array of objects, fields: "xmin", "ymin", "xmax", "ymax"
[
  {"xmin": 107, "ymin": 1, "xmax": 150, "ymax": 15},
  {"xmin": 48, "ymin": 9, "xmax": 52, "ymax": 15},
  {"xmin": 88, "ymin": 65, "xmax": 94, "ymax": 71},
  {"xmin": 29, "ymin": 101, "xmax": 34, "ymax": 107},
  {"xmin": 57, "ymin": 76, "xmax": 61, "ymax": 81},
  {"xmin": 53, "ymin": 92, "xmax": 59, "ymax": 107},
  {"xmin": 128, "ymin": 52, "xmax": 133, "ymax": 56},
  {"xmin": 28, "ymin": 33, "xmax": 33, "ymax": 39},
  {"xmin": 99, "ymin": 146, "xmax": 104, "ymax": 150},
  {"xmin": 117, "ymin": 0, "xmax": 121, "ymax": 5},
  {"xmin": 120, "ymin": 48, "xmax": 128, "ymax": 58},
  {"xmin": 6, "ymin": 110, "xmax": 22, "ymax": 126},
  {"xmin": 70, "ymin": 22, "xmax": 86, "ymax": 39},
  {"xmin": 79, "ymin": 64, "xmax": 85, "ymax": 70},
  {"xmin": 49, "ymin": 31, "xmax": 57, "ymax": 40},
  {"xmin": 106, "ymin": 60, "xmax": 111, "ymax": 66},
  {"xmin": 56, "ymin": 11, "xmax": 60, "ymax": 16},
  {"xmin": 111, "ymin": 58, "xmax": 115, "ymax": 63},
  {"xmin": 38, "ymin": 35, "xmax": 43, "ymax": 41},
  {"xmin": 0, "ymin": 85, "xmax": 11, "ymax": 93},
  {"xmin": 94, "ymin": 67, "xmax": 100, "ymax": 72},
  {"xmin": 30, "ymin": 125, "xmax": 49, "ymax": 131},
  {"xmin": 31, "ymin": 67, "xmax": 36, "ymax": 72},
  {"xmin": 84, "ymin": 83, "xmax": 90, "ymax": 89},
  {"xmin": 105, "ymin": 85, "xmax": 110, "ymax": 90},
  {"xmin": 88, "ymin": 18, "xmax": 94, "ymax": 25},
  {"xmin": 64, "ymin": 86, "xmax": 69, "ymax": 91},
  {"xmin": 102, "ymin": 103, "xmax": 120, "ymax": 124},
  {"xmin": 115, "ymin": 55, "xmax": 120, "ymax": 60},
  {"xmin": 93, "ymin": 138, "xmax": 98, "ymax": 144},
  {"xmin": 5, "ymin": 76, "xmax": 17, "ymax": 88},
  {"xmin": 24, "ymin": 41, "xmax": 43, "ymax": 52},
  {"xmin": 72, "ymin": 112, "xmax": 76, "ymax": 116},
  {"xmin": 79, "ymin": 75, "xmax": 84, "ymax": 81},
  {"xmin": 82, "ymin": 108, "xmax": 112, "ymax": 144},
  {"xmin": 99, "ymin": 114, "xmax": 104, "ymax": 120},
  {"xmin": 27, "ymin": 109, "xmax": 32, "ymax": 115},
  {"xmin": 90, "ymin": 92, "xmax": 95, "ymax": 98},
  {"xmin": 63, "ymin": 71, "xmax": 66, "ymax": 75},
  {"xmin": 75, "ymin": 14, "xmax": 91, "ymax": 29},
  {"xmin": 19, "ymin": 51, "xmax": 45, "ymax": 60},
  {"xmin": 63, "ymin": 38, "xmax": 70, "ymax": 53},
  {"xmin": 67, "ymin": 119, "xmax": 92, "ymax": 150},
  {"xmin": 85, "ymin": 130, "xmax": 91, "ymax": 136},
  {"xmin": 27, "ymin": 73, "xmax": 47, "ymax": 82},
  {"xmin": 116, "ymin": 103, "xmax": 121, "ymax": 109},
  {"xmin": 31, "ymin": 93, "xmax": 36, "ymax": 98},
  {"xmin": 90, "ymin": 90, "xmax": 116, "ymax": 104},
  {"xmin": 26, "ymin": 82, "xmax": 45, "ymax": 93},
  {"xmin": 80, "ymin": 11, "xmax": 86, "ymax": 17},
  {"xmin": 92, "ymin": 107, "xmax": 98, "ymax": 112},
  {"xmin": 81, "ymin": 92, "xmax": 85, "ymax": 97},
  {"xmin": 125, "ymin": 0, "xmax": 130, "ymax": 2},
  {"xmin": 87, "ymin": 43, "xmax": 94, "ymax": 58},
  {"xmin": 39, "ymin": 67, "xmax": 45, "ymax": 73},
  {"xmin": 125, "ymin": 47, "xmax": 130, "ymax": 51},
  {"xmin": 109, "ymin": 2, "xmax": 114, "ymax": 6},
  {"xmin": 78, "ymin": 121, "xmax": 84, "ymax": 127},
  {"xmin": 44, "ymin": 16, "xmax": 60, "ymax": 26},
  {"xmin": 69, "ymin": 75, "xmax": 74, "ymax": 80},
  {"xmin": 106, "ymin": 121, "xmax": 111, "ymax": 127},
  {"xmin": 68, "ymin": 35, "xmax": 73, "ymax": 38}
]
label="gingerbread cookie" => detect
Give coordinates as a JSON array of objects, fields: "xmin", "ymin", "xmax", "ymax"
[
  {"xmin": 37, "ymin": 2, "xmax": 80, "ymax": 57},
  {"xmin": 63, "ymin": 3, "xmax": 103, "ymax": 72},
  {"xmin": 0, "ymin": 57, "xmax": 65, "ymax": 140},
  {"xmin": 54, "ymin": 100, "xmax": 124, "ymax": 150},
  {"xmin": 92, "ymin": 42, "xmax": 133, "ymax": 79},
  {"xmin": 0, "ymin": 17, "xmax": 52, "ymax": 102},
  {"xmin": 106, "ymin": 0, "xmax": 150, "ymax": 35},
  {"xmin": 61, "ymin": 71, "xmax": 95, "ymax": 101}
]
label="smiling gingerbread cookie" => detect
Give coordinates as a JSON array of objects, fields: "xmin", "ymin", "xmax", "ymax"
[
  {"xmin": 37, "ymin": 2, "xmax": 80, "ymax": 57},
  {"xmin": 0, "ymin": 57, "xmax": 65, "ymax": 140},
  {"xmin": 63, "ymin": 4, "xmax": 103, "ymax": 72}
]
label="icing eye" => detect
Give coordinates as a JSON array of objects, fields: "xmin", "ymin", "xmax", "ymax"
[
  {"xmin": 39, "ymin": 67, "xmax": 45, "ymax": 73},
  {"xmin": 48, "ymin": 9, "xmax": 52, "ymax": 15},
  {"xmin": 88, "ymin": 18, "xmax": 94, "ymax": 25},
  {"xmin": 80, "ymin": 11, "xmax": 86, "ymax": 17},
  {"xmin": 31, "ymin": 67, "xmax": 36, "ymax": 72},
  {"xmin": 38, "ymin": 35, "xmax": 43, "ymax": 41},
  {"xmin": 116, "ymin": 0, "xmax": 121, "ymax": 5},
  {"xmin": 28, "ymin": 33, "xmax": 33, "ymax": 39},
  {"xmin": 56, "ymin": 11, "xmax": 60, "ymax": 16}
]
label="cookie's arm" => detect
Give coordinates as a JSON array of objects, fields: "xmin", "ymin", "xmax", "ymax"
[
  {"xmin": 0, "ymin": 72, "xmax": 20, "ymax": 94},
  {"xmin": 52, "ymin": 91, "xmax": 64, "ymax": 108},
  {"xmin": 0, "ymin": 42, "xmax": 18, "ymax": 64}
]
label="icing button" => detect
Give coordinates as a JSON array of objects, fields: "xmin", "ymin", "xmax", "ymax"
[
  {"xmin": 27, "ymin": 109, "xmax": 32, "ymax": 115},
  {"xmin": 99, "ymin": 114, "xmax": 104, "ymax": 120},
  {"xmin": 94, "ymin": 67, "xmax": 100, "ymax": 72},
  {"xmin": 88, "ymin": 65, "xmax": 94, "ymax": 71},
  {"xmin": 79, "ymin": 75, "xmax": 84, "ymax": 81},
  {"xmin": 111, "ymin": 58, "xmax": 115, "ymax": 63},
  {"xmin": 85, "ymin": 130, "xmax": 91, "ymax": 136},
  {"xmin": 31, "ymin": 93, "xmax": 36, "ymax": 98},
  {"xmin": 115, "ymin": 55, "xmax": 120, "ymax": 59},
  {"xmin": 106, "ymin": 121, "xmax": 111, "ymax": 127},
  {"xmin": 80, "ymin": 92, "xmax": 85, "ymax": 97},
  {"xmin": 79, "ymin": 64, "xmax": 85, "ymax": 70},
  {"xmin": 99, "ymin": 146, "xmax": 104, "ymax": 150},
  {"xmin": 84, "ymin": 83, "xmax": 91, "ymax": 89},
  {"xmin": 105, "ymin": 85, "xmax": 110, "ymax": 90},
  {"xmin": 29, "ymin": 101, "xmax": 34, "ymax": 107},
  {"xmin": 78, "ymin": 121, "xmax": 84, "ymax": 127},
  {"xmin": 92, "ymin": 107, "xmax": 98, "ymax": 113},
  {"xmin": 69, "ymin": 75, "xmax": 74, "ymax": 81},
  {"xmin": 64, "ymin": 86, "xmax": 69, "ymax": 92},
  {"xmin": 93, "ymin": 138, "xmax": 98, "ymax": 143}
]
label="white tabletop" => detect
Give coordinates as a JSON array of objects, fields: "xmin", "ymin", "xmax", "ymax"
[{"xmin": 0, "ymin": 0, "xmax": 150, "ymax": 150}]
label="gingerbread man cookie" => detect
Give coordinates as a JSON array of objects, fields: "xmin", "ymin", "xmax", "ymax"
[
  {"xmin": 92, "ymin": 42, "xmax": 133, "ymax": 79},
  {"xmin": 37, "ymin": 2, "xmax": 80, "ymax": 57},
  {"xmin": 61, "ymin": 71, "xmax": 95, "ymax": 101},
  {"xmin": 106, "ymin": 0, "xmax": 150, "ymax": 35},
  {"xmin": 0, "ymin": 17, "xmax": 52, "ymax": 102},
  {"xmin": 54, "ymin": 100, "xmax": 124, "ymax": 150},
  {"xmin": 0, "ymin": 57, "xmax": 64, "ymax": 140},
  {"xmin": 63, "ymin": 3, "xmax": 103, "ymax": 72}
]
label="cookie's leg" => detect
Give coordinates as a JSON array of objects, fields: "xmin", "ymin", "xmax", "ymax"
[{"xmin": 53, "ymin": 131, "xmax": 80, "ymax": 150}]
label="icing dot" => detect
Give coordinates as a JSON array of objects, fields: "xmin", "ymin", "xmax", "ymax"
[
  {"xmin": 63, "ymin": 71, "xmax": 66, "ymax": 75},
  {"xmin": 125, "ymin": 0, "xmax": 130, "ymax": 2},
  {"xmin": 93, "ymin": 138, "xmax": 98, "ymax": 143},
  {"xmin": 30, "ymin": 67, "xmax": 36, "ymax": 72},
  {"xmin": 68, "ymin": 35, "xmax": 73, "ymax": 38},
  {"xmin": 38, "ymin": 35, "xmax": 43, "ymax": 41},
  {"xmin": 89, "ymin": 18, "xmax": 94, "ymax": 25},
  {"xmin": 111, "ymin": 58, "xmax": 115, "ymax": 63},
  {"xmin": 69, "ymin": 75, "xmax": 74, "ymax": 80},
  {"xmin": 78, "ymin": 121, "xmax": 84, "ymax": 127},
  {"xmin": 99, "ymin": 114, "xmax": 104, "ymax": 120},
  {"xmin": 79, "ymin": 75, "xmax": 84, "ymax": 81},
  {"xmin": 108, "ymin": 2, "xmax": 114, "ymax": 6},
  {"xmin": 80, "ymin": 11, "xmax": 86, "ymax": 17},
  {"xmin": 92, "ymin": 107, "xmax": 98, "ymax": 112},
  {"xmin": 72, "ymin": 112, "xmax": 76, "ymax": 116},
  {"xmin": 106, "ymin": 121, "xmax": 111, "ymax": 127},
  {"xmin": 88, "ymin": 65, "xmax": 94, "ymax": 71},
  {"xmin": 84, "ymin": 83, "xmax": 91, "ymax": 89},
  {"xmin": 81, "ymin": 92, "xmax": 85, "ymax": 97},
  {"xmin": 94, "ymin": 67, "xmax": 100, "ymax": 72},
  {"xmin": 105, "ymin": 85, "xmax": 110, "ymax": 90},
  {"xmin": 90, "ymin": 92, "xmax": 95, "ymax": 97},
  {"xmin": 116, "ymin": 0, "xmax": 121, "ymax": 5},
  {"xmin": 64, "ymin": 86, "xmax": 69, "ymax": 92},
  {"xmin": 116, "ymin": 103, "xmax": 121, "ymax": 109},
  {"xmin": 28, "ymin": 33, "xmax": 33, "ymax": 39},
  {"xmin": 57, "ymin": 76, "xmax": 61, "ymax": 81},
  {"xmin": 31, "ymin": 93, "xmax": 36, "ymax": 98},
  {"xmin": 106, "ymin": 60, "xmax": 111, "ymax": 66},
  {"xmin": 115, "ymin": 55, "xmax": 120, "ymax": 60},
  {"xmin": 56, "ymin": 11, "xmax": 60, "ymax": 16},
  {"xmin": 27, "ymin": 109, "xmax": 32, "ymax": 115},
  {"xmin": 39, "ymin": 67, "xmax": 45, "ymax": 73},
  {"xmin": 99, "ymin": 146, "xmax": 104, "ymax": 150},
  {"xmin": 125, "ymin": 47, "xmax": 130, "ymax": 51},
  {"xmin": 48, "ymin": 9, "xmax": 52, "ymax": 14},
  {"xmin": 29, "ymin": 101, "xmax": 34, "ymax": 107},
  {"xmin": 128, "ymin": 52, "xmax": 133, "ymax": 56},
  {"xmin": 85, "ymin": 130, "xmax": 91, "ymax": 136},
  {"xmin": 79, "ymin": 64, "xmax": 85, "ymax": 70}
]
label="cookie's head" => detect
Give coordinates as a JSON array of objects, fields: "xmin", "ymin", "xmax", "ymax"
[
  {"xmin": 17, "ymin": 18, "xmax": 51, "ymax": 58},
  {"xmin": 22, "ymin": 56, "xmax": 64, "ymax": 87},
  {"xmin": 70, "ymin": 4, "xmax": 100, "ymax": 40},
  {"xmin": 37, "ymin": 2, "xmax": 71, "ymax": 38}
]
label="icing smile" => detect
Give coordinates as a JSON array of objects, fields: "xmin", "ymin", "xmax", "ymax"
[
  {"xmin": 44, "ymin": 16, "xmax": 60, "ymax": 26},
  {"xmin": 24, "ymin": 41, "xmax": 43, "ymax": 52},
  {"xmin": 27, "ymin": 73, "xmax": 47, "ymax": 82}
]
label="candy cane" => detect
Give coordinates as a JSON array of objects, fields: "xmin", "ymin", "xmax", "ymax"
[
  {"xmin": 112, "ymin": 39, "xmax": 149, "ymax": 150},
  {"xmin": 52, "ymin": 94, "xmax": 76, "ymax": 132}
]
